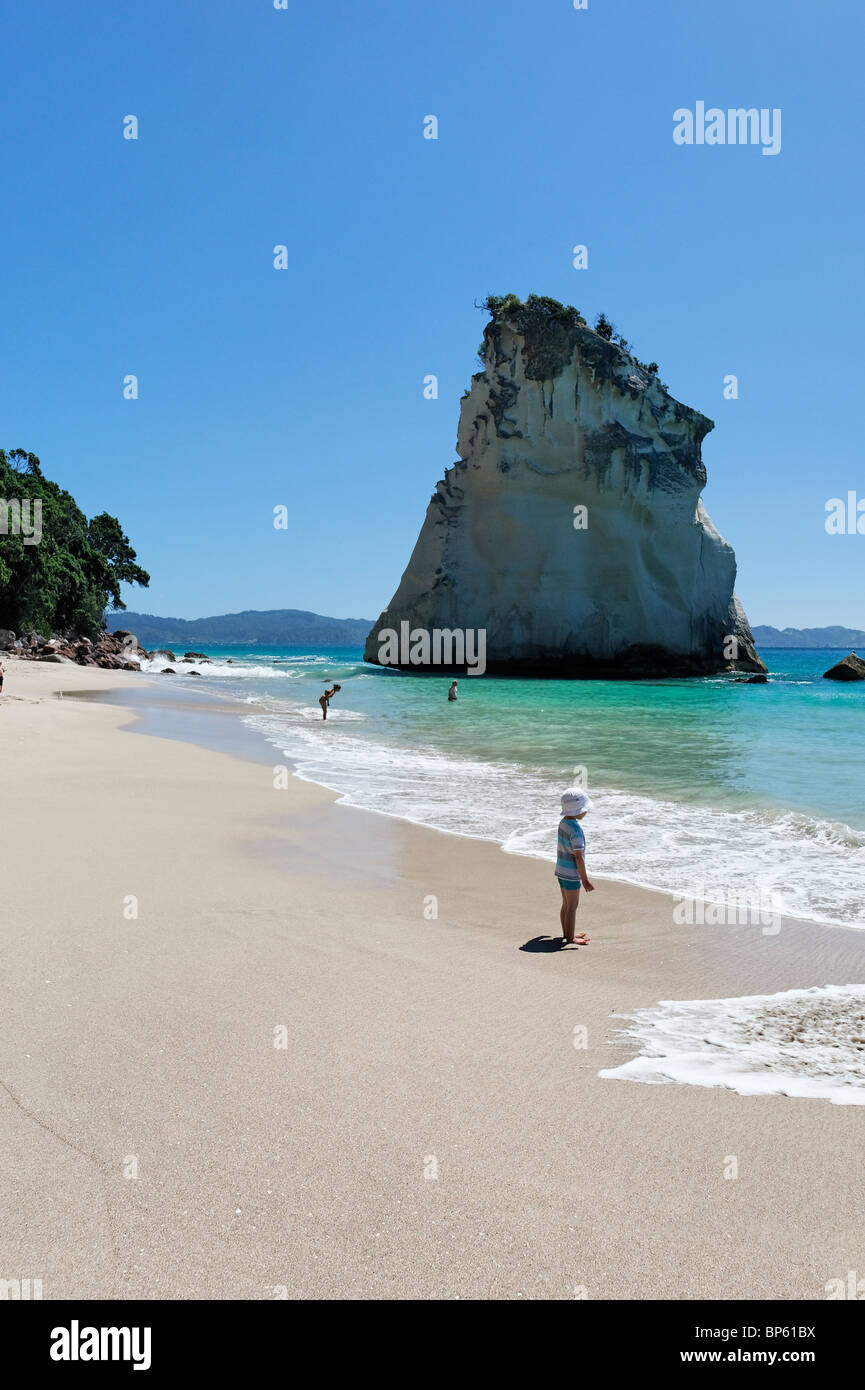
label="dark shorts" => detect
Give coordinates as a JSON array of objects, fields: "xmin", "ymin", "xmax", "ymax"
[{"xmin": 557, "ymin": 878, "xmax": 581, "ymax": 892}]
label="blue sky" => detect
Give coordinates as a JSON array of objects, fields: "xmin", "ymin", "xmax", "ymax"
[{"xmin": 2, "ymin": 0, "xmax": 862, "ymax": 627}]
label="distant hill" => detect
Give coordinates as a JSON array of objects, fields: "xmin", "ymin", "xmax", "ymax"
[
  {"xmin": 752, "ymin": 625, "xmax": 865, "ymax": 649},
  {"xmin": 105, "ymin": 609, "xmax": 373, "ymax": 647},
  {"xmin": 105, "ymin": 613, "xmax": 864, "ymax": 652}
]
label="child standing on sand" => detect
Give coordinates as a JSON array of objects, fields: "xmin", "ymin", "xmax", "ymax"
[{"xmin": 556, "ymin": 789, "xmax": 594, "ymax": 945}]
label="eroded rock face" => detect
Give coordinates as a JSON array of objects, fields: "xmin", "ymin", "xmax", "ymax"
[{"xmin": 365, "ymin": 300, "xmax": 765, "ymax": 676}]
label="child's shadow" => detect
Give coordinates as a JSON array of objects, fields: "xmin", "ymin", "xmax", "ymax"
[{"xmin": 520, "ymin": 935, "xmax": 567, "ymax": 952}]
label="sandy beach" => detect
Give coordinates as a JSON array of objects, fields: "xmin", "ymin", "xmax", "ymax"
[{"xmin": 2, "ymin": 658, "xmax": 864, "ymax": 1301}]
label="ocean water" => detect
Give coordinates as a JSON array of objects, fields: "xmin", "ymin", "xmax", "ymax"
[{"xmin": 140, "ymin": 646, "xmax": 865, "ymax": 930}]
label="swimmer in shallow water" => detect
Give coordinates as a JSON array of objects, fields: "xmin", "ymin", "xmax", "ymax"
[{"xmin": 319, "ymin": 683, "xmax": 341, "ymax": 720}]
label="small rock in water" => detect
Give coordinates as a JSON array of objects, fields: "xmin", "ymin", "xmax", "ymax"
[{"xmin": 823, "ymin": 653, "xmax": 865, "ymax": 681}]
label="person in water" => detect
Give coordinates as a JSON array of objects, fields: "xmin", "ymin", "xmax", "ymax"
[
  {"xmin": 448, "ymin": 680, "xmax": 458, "ymax": 701},
  {"xmin": 319, "ymin": 683, "xmax": 341, "ymax": 720},
  {"xmin": 555, "ymin": 789, "xmax": 594, "ymax": 945}
]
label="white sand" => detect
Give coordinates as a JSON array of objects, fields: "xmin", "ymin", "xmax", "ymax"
[{"xmin": 2, "ymin": 657, "xmax": 865, "ymax": 1299}]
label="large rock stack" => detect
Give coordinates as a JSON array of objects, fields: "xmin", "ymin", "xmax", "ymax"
[{"xmin": 365, "ymin": 296, "xmax": 765, "ymax": 677}]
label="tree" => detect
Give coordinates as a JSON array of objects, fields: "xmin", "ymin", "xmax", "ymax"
[
  {"xmin": 0, "ymin": 448, "xmax": 150, "ymax": 636},
  {"xmin": 86, "ymin": 513, "xmax": 150, "ymax": 610}
]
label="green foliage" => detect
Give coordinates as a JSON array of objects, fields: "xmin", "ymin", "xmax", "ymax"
[
  {"xmin": 0, "ymin": 448, "xmax": 149, "ymax": 637},
  {"xmin": 480, "ymin": 295, "xmax": 587, "ymax": 379},
  {"xmin": 594, "ymin": 315, "xmax": 662, "ymax": 381},
  {"xmin": 482, "ymin": 293, "xmax": 523, "ymax": 319},
  {"xmin": 483, "ymin": 293, "xmax": 585, "ymax": 329},
  {"xmin": 479, "ymin": 296, "xmax": 663, "ymax": 386}
]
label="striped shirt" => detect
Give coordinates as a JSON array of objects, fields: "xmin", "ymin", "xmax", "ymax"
[{"xmin": 555, "ymin": 817, "xmax": 586, "ymax": 879}]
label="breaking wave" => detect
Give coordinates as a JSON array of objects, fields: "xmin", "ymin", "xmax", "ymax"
[{"xmin": 241, "ymin": 712, "xmax": 865, "ymax": 929}]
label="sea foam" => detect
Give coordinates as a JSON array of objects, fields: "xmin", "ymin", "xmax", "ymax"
[
  {"xmin": 599, "ymin": 985, "xmax": 865, "ymax": 1105},
  {"xmin": 240, "ymin": 710, "xmax": 864, "ymax": 928},
  {"xmin": 139, "ymin": 656, "xmax": 306, "ymax": 679}
]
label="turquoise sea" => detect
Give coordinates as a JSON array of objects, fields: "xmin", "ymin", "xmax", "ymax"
[{"xmin": 142, "ymin": 647, "xmax": 865, "ymax": 929}]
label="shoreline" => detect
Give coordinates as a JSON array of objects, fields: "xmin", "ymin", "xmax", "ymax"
[
  {"xmin": 68, "ymin": 668, "xmax": 858, "ymax": 934},
  {"xmin": 10, "ymin": 654, "xmax": 865, "ymax": 942},
  {"xmin": 163, "ymin": 648, "xmax": 864, "ymax": 934},
  {"xmin": 75, "ymin": 645, "xmax": 864, "ymax": 936},
  {"xmin": 3, "ymin": 660, "xmax": 865, "ymax": 1299}
]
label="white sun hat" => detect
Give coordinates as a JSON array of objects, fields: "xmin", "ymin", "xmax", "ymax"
[{"xmin": 561, "ymin": 789, "xmax": 593, "ymax": 817}]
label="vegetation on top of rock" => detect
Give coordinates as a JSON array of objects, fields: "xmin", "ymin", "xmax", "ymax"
[
  {"xmin": 482, "ymin": 293, "xmax": 586, "ymax": 330},
  {"xmin": 592, "ymin": 311, "xmax": 614, "ymax": 340},
  {"xmin": 479, "ymin": 294, "xmax": 663, "ymax": 384},
  {"xmin": 591, "ymin": 311, "xmax": 659, "ymax": 376},
  {"xmin": 0, "ymin": 448, "xmax": 150, "ymax": 637}
]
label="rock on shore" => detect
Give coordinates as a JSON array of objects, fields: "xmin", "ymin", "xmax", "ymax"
[{"xmin": 1, "ymin": 626, "xmax": 153, "ymax": 670}]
